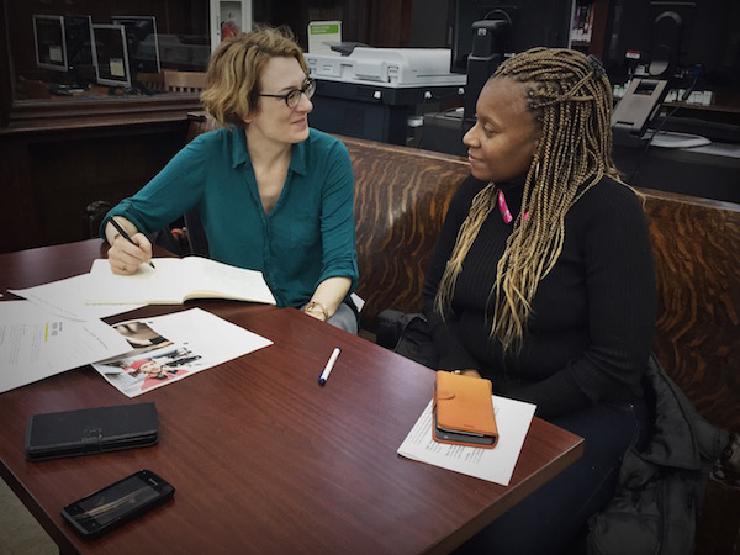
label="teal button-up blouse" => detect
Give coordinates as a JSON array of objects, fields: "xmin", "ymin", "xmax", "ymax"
[{"xmin": 103, "ymin": 126, "xmax": 358, "ymax": 307}]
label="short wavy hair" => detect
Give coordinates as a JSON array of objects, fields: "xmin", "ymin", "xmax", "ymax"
[{"xmin": 201, "ymin": 26, "xmax": 308, "ymax": 127}]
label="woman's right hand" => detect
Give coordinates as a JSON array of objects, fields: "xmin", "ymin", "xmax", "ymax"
[{"xmin": 105, "ymin": 218, "xmax": 153, "ymax": 275}]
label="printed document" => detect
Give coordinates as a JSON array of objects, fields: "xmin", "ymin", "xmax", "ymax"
[
  {"xmin": 92, "ymin": 308, "xmax": 272, "ymax": 397},
  {"xmin": 0, "ymin": 301, "xmax": 132, "ymax": 394},
  {"xmin": 86, "ymin": 257, "xmax": 276, "ymax": 305},
  {"xmin": 11, "ymin": 274, "xmax": 143, "ymax": 321},
  {"xmin": 397, "ymin": 396, "xmax": 536, "ymax": 486}
]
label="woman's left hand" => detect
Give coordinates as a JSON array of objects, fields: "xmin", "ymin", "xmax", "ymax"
[{"xmin": 302, "ymin": 301, "xmax": 328, "ymax": 321}]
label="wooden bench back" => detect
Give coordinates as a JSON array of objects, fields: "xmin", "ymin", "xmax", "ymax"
[
  {"xmin": 344, "ymin": 137, "xmax": 470, "ymax": 323},
  {"xmin": 185, "ymin": 116, "xmax": 738, "ymax": 432}
]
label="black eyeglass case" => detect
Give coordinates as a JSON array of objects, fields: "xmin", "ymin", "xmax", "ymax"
[{"xmin": 25, "ymin": 402, "xmax": 158, "ymax": 461}]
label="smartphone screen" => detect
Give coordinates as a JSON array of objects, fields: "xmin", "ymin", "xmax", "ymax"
[{"xmin": 62, "ymin": 469, "xmax": 174, "ymax": 537}]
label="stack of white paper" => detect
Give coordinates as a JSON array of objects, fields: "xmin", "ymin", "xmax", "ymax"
[
  {"xmin": 11, "ymin": 274, "xmax": 143, "ymax": 321},
  {"xmin": 397, "ymin": 396, "xmax": 536, "ymax": 486},
  {"xmin": 0, "ymin": 301, "xmax": 133, "ymax": 394}
]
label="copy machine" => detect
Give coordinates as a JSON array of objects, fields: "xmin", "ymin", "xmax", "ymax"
[{"xmin": 305, "ymin": 48, "xmax": 465, "ymax": 145}]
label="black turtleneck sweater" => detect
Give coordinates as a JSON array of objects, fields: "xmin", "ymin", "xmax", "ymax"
[{"xmin": 422, "ymin": 175, "xmax": 656, "ymax": 418}]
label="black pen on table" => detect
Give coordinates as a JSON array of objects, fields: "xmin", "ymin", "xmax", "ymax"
[
  {"xmin": 109, "ymin": 218, "xmax": 156, "ymax": 269},
  {"xmin": 318, "ymin": 347, "xmax": 341, "ymax": 386}
]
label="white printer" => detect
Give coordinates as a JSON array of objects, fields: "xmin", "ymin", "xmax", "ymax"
[{"xmin": 305, "ymin": 48, "xmax": 466, "ymax": 88}]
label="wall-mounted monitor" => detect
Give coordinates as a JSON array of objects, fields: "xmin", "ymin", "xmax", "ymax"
[
  {"xmin": 64, "ymin": 15, "xmax": 94, "ymax": 69},
  {"xmin": 647, "ymin": 1, "xmax": 696, "ymax": 77},
  {"xmin": 64, "ymin": 15, "xmax": 95, "ymax": 84},
  {"xmin": 92, "ymin": 24, "xmax": 132, "ymax": 88},
  {"xmin": 111, "ymin": 15, "xmax": 161, "ymax": 74},
  {"xmin": 33, "ymin": 15, "xmax": 67, "ymax": 72},
  {"xmin": 448, "ymin": 0, "xmax": 571, "ymax": 74}
]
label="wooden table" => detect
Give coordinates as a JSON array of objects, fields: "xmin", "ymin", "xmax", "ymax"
[{"xmin": 0, "ymin": 240, "xmax": 584, "ymax": 554}]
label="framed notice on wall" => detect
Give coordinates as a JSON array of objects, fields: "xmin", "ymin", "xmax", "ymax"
[
  {"xmin": 210, "ymin": 0, "xmax": 253, "ymax": 52},
  {"xmin": 307, "ymin": 21, "xmax": 342, "ymax": 54}
]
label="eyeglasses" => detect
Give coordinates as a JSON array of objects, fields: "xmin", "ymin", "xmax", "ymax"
[{"xmin": 259, "ymin": 78, "xmax": 316, "ymax": 109}]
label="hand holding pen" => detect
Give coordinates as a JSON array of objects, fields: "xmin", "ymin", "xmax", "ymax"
[{"xmin": 107, "ymin": 218, "xmax": 155, "ymax": 274}]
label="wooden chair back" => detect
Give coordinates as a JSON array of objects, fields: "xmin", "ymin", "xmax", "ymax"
[
  {"xmin": 136, "ymin": 72, "xmax": 166, "ymax": 92},
  {"xmin": 165, "ymin": 72, "xmax": 207, "ymax": 94}
]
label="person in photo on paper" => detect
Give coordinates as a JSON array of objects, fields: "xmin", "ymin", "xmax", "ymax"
[
  {"xmin": 124, "ymin": 358, "xmax": 164, "ymax": 378},
  {"xmin": 113, "ymin": 321, "xmax": 171, "ymax": 351},
  {"xmin": 401, "ymin": 48, "xmax": 657, "ymax": 553},
  {"xmin": 100, "ymin": 26, "xmax": 359, "ymax": 333}
]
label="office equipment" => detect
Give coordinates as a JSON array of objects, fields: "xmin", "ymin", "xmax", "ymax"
[
  {"xmin": 646, "ymin": 1, "xmax": 696, "ymax": 78},
  {"xmin": 26, "ymin": 403, "xmax": 158, "ymax": 461},
  {"xmin": 604, "ymin": 1, "xmax": 704, "ymax": 84},
  {"xmin": 33, "ymin": 15, "xmax": 67, "ymax": 72},
  {"xmin": 317, "ymin": 347, "xmax": 340, "ymax": 385},
  {"xmin": 111, "ymin": 16, "xmax": 161, "ymax": 75},
  {"xmin": 63, "ymin": 15, "xmax": 95, "ymax": 84},
  {"xmin": 86, "ymin": 257, "xmax": 276, "ymax": 305},
  {"xmin": 448, "ymin": 0, "xmax": 571, "ymax": 74},
  {"xmin": 0, "ymin": 239, "xmax": 584, "ymax": 554},
  {"xmin": 659, "ymin": 116, "xmax": 740, "ymax": 144},
  {"xmin": 33, "ymin": 15, "xmax": 95, "ymax": 88},
  {"xmin": 305, "ymin": 48, "xmax": 465, "ymax": 145},
  {"xmin": 612, "ymin": 78, "xmax": 668, "ymax": 146},
  {"xmin": 92, "ymin": 24, "xmax": 132, "ymax": 88},
  {"xmin": 61, "ymin": 469, "xmax": 174, "ymax": 537},
  {"xmin": 399, "ymin": 395, "xmax": 535, "ymax": 485},
  {"xmin": 306, "ymin": 48, "xmax": 465, "ymax": 88},
  {"xmin": 109, "ymin": 218, "xmax": 156, "ymax": 269},
  {"xmin": 448, "ymin": 0, "xmax": 571, "ymax": 129},
  {"xmin": 0, "ymin": 301, "xmax": 132, "ymax": 394}
]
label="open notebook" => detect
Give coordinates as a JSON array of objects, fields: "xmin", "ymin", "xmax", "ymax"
[{"xmin": 86, "ymin": 257, "xmax": 276, "ymax": 305}]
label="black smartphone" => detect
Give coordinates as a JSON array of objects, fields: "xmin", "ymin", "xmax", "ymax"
[
  {"xmin": 61, "ymin": 469, "xmax": 174, "ymax": 537},
  {"xmin": 433, "ymin": 411, "xmax": 497, "ymax": 446}
]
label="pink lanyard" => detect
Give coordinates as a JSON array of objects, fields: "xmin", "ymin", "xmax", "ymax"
[{"xmin": 497, "ymin": 189, "xmax": 529, "ymax": 224}]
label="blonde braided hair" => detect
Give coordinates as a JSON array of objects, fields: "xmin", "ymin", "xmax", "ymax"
[{"xmin": 435, "ymin": 47, "xmax": 622, "ymax": 354}]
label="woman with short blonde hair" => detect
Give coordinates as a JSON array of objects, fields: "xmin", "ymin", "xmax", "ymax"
[
  {"xmin": 202, "ymin": 27, "xmax": 309, "ymax": 126},
  {"xmin": 102, "ymin": 27, "xmax": 359, "ymax": 332}
]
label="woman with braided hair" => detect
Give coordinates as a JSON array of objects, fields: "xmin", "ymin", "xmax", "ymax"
[{"xmin": 421, "ymin": 48, "xmax": 656, "ymax": 552}]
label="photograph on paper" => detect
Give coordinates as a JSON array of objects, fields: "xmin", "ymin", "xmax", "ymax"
[{"xmin": 92, "ymin": 308, "xmax": 273, "ymax": 397}]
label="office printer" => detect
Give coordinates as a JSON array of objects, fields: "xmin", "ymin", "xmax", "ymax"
[{"xmin": 305, "ymin": 48, "xmax": 466, "ymax": 88}]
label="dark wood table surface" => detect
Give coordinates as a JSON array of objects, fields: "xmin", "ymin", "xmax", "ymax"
[{"xmin": 0, "ymin": 240, "xmax": 584, "ymax": 554}]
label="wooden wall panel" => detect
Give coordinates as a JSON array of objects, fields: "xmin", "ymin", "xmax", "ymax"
[
  {"xmin": 1, "ymin": 122, "xmax": 188, "ymax": 253},
  {"xmin": 0, "ymin": 140, "xmax": 43, "ymax": 252}
]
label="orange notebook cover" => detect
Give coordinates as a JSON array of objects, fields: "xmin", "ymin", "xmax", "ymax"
[{"xmin": 433, "ymin": 371, "xmax": 498, "ymax": 448}]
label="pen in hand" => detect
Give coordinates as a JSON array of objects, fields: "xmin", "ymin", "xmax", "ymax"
[
  {"xmin": 318, "ymin": 347, "xmax": 341, "ymax": 386},
  {"xmin": 109, "ymin": 219, "xmax": 156, "ymax": 270}
]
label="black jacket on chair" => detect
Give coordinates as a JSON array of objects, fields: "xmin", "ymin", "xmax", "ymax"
[{"xmin": 587, "ymin": 355, "xmax": 729, "ymax": 555}]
